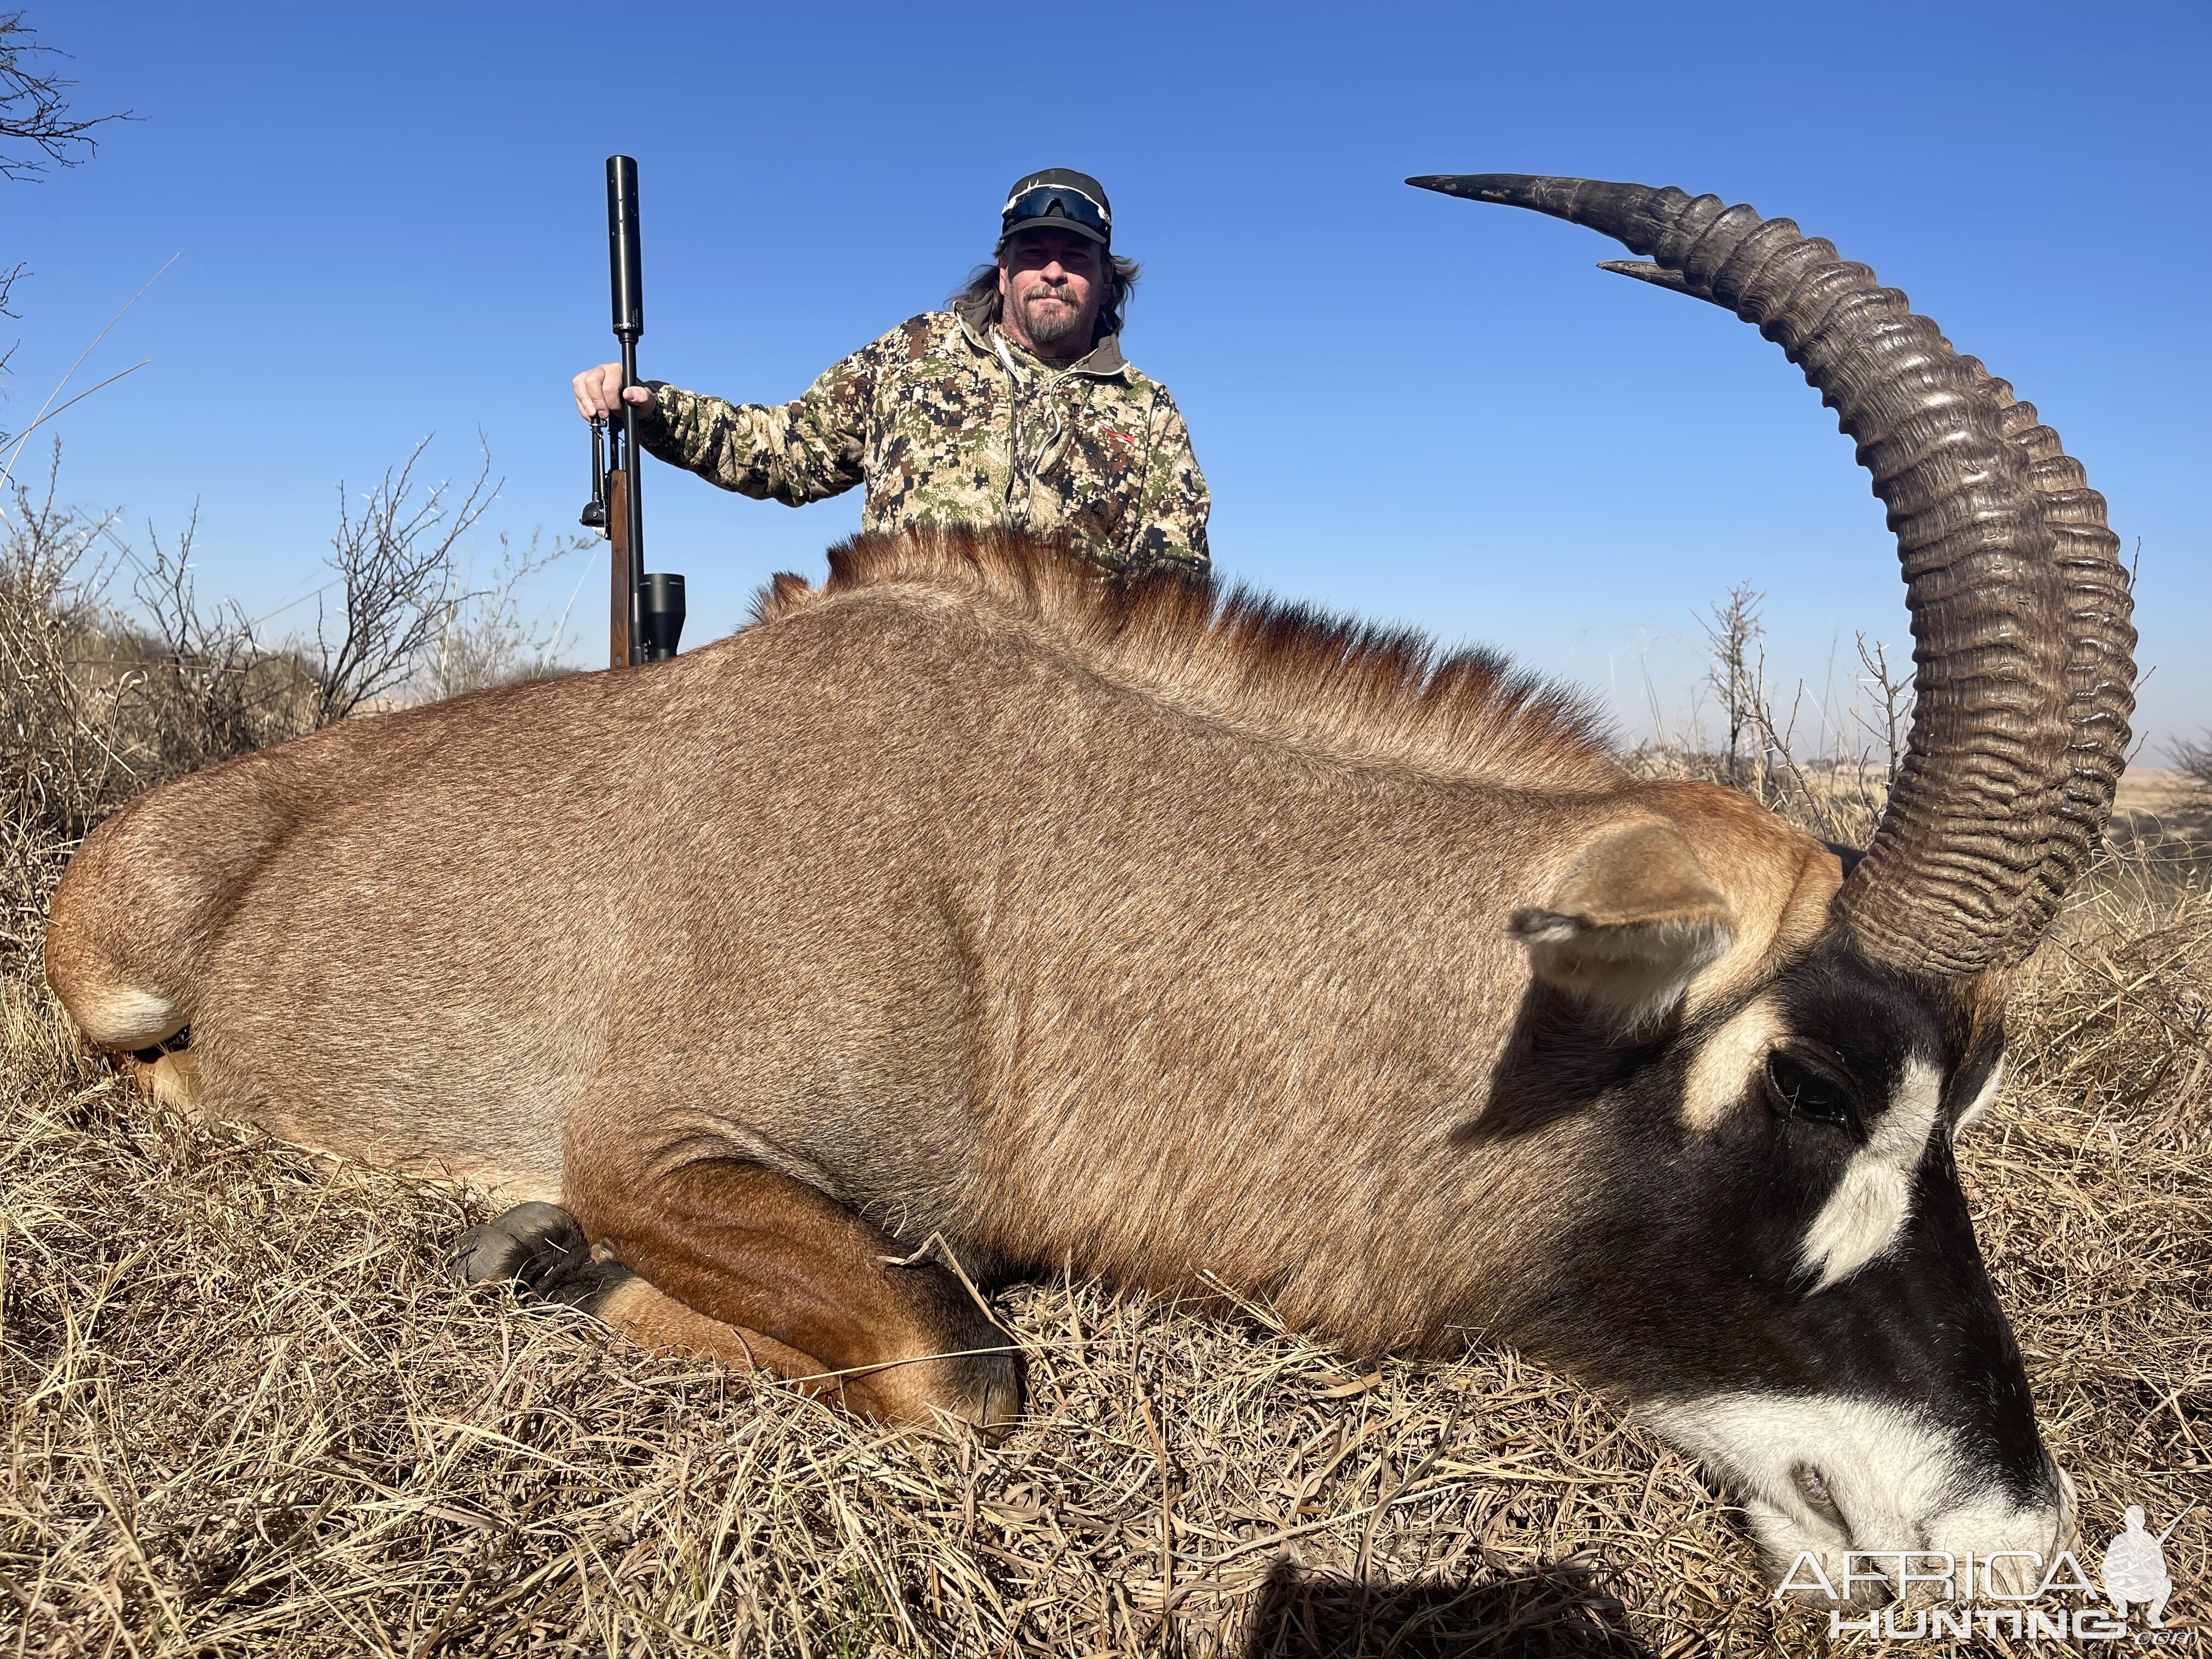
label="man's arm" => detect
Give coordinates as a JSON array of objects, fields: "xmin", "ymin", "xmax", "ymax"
[
  {"xmin": 1126, "ymin": 388, "xmax": 1211, "ymax": 575},
  {"xmin": 632, "ymin": 341, "xmax": 883, "ymax": 507}
]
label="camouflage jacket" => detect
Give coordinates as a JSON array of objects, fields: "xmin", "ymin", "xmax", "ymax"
[{"xmin": 636, "ymin": 299, "xmax": 1209, "ymax": 575}]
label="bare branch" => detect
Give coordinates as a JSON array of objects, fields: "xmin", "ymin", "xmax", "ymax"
[
  {"xmin": 1697, "ymin": 582, "xmax": 1765, "ymax": 792},
  {"xmin": 0, "ymin": 12, "xmax": 135, "ymax": 182},
  {"xmin": 2173, "ymin": 732, "xmax": 2212, "ymax": 795},
  {"xmin": 0, "ymin": 259, "xmax": 20, "ymax": 383},
  {"xmin": 313, "ymin": 438, "xmax": 501, "ymax": 725},
  {"xmin": 121, "ymin": 504, "xmax": 308, "ymax": 767},
  {"xmin": 420, "ymin": 527, "xmax": 590, "ymax": 701},
  {"xmin": 1852, "ymin": 634, "xmax": 1911, "ymax": 787}
]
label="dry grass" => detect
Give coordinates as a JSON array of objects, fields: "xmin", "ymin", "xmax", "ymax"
[{"xmin": 2, "ymin": 532, "xmax": 2207, "ymax": 1653}]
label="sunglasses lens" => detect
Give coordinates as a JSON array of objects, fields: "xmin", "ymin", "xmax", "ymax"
[{"xmin": 1002, "ymin": 187, "xmax": 1108, "ymax": 240}]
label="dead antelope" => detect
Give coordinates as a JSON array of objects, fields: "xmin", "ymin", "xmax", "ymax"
[{"xmin": 45, "ymin": 176, "xmax": 2132, "ymax": 1593}]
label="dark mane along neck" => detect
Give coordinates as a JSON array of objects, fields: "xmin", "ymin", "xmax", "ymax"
[{"xmin": 751, "ymin": 526, "xmax": 1621, "ymax": 789}]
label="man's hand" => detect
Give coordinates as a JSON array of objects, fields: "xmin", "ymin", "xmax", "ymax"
[{"xmin": 573, "ymin": 363, "xmax": 655, "ymax": 421}]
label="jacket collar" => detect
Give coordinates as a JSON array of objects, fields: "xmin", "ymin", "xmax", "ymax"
[{"xmin": 954, "ymin": 296, "xmax": 1130, "ymax": 380}]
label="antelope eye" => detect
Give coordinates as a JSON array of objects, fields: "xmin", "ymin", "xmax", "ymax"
[{"xmin": 1763, "ymin": 1051, "xmax": 1856, "ymax": 1129}]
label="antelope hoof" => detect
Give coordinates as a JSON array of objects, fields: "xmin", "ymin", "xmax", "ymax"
[
  {"xmin": 951, "ymin": 1346, "xmax": 1026, "ymax": 1444},
  {"xmin": 450, "ymin": 1201, "xmax": 612, "ymax": 1304},
  {"xmin": 854, "ymin": 1307, "xmax": 1026, "ymax": 1442},
  {"xmin": 127, "ymin": 1047, "xmax": 201, "ymax": 1115}
]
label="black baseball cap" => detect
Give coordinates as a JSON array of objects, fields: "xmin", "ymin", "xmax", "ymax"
[{"xmin": 998, "ymin": 168, "xmax": 1111, "ymax": 252}]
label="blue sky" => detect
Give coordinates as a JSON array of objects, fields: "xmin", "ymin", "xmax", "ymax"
[{"xmin": 10, "ymin": 2, "xmax": 2207, "ymax": 753}]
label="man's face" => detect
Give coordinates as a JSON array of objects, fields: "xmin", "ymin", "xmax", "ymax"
[{"xmin": 997, "ymin": 228, "xmax": 1105, "ymax": 357}]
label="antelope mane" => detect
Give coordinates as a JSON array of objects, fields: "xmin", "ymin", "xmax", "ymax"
[{"xmin": 751, "ymin": 525, "xmax": 1621, "ymax": 792}]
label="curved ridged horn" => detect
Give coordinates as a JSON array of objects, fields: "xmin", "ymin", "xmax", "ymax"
[{"xmin": 1409, "ymin": 173, "xmax": 2135, "ymax": 978}]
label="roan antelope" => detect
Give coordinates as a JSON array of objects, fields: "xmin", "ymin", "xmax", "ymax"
[{"xmin": 44, "ymin": 176, "xmax": 2134, "ymax": 1593}]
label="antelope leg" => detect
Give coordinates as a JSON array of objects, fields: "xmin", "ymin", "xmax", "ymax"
[
  {"xmin": 452, "ymin": 1200, "xmax": 837, "ymax": 1385},
  {"xmin": 563, "ymin": 1160, "xmax": 1023, "ymax": 1436},
  {"xmin": 125, "ymin": 1048, "xmax": 201, "ymax": 1115}
]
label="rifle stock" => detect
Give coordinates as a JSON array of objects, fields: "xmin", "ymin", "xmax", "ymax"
[{"xmin": 607, "ymin": 465, "xmax": 633, "ymax": 669}]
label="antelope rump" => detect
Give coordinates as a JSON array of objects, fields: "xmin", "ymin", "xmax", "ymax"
[{"xmin": 44, "ymin": 177, "xmax": 2134, "ymax": 1595}]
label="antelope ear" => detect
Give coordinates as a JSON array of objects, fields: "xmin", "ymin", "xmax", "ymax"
[{"xmin": 1508, "ymin": 822, "xmax": 1735, "ymax": 1028}]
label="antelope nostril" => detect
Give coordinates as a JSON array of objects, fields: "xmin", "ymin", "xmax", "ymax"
[{"xmin": 1793, "ymin": 1463, "xmax": 1844, "ymax": 1525}]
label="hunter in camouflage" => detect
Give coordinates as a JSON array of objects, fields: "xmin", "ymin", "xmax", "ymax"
[
  {"xmin": 633, "ymin": 303, "xmax": 1206, "ymax": 577},
  {"xmin": 575, "ymin": 169, "xmax": 1209, "ymax": 577}
]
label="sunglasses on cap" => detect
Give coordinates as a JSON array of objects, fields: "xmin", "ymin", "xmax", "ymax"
[{"xmin": 1000, "ymin": 184, "xmax": 1110, "ymax": 247}]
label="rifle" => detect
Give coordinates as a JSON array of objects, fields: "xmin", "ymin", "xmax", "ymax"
[{"xmin": 582, "ymin": 154, "xmax": 685, "ymax": 667}]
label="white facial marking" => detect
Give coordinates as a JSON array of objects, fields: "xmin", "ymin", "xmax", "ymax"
[
  {"xmin": 1798, "ymin": 1057, "xmax": 1942, "ymax": 1293},
  {"xmin": 1644, "ymin": 1390, "xmax": 2073, "ymax": 1602},
  {"xmin": 71, "ymin": 985, "xmax": 183, "ymax": 1048},
  {"xmin": 1682, "ymin": 995, "xmax": 1785, "ymax": 1131},
  {"xmin": 1950, "ymin": 1054, "xmax": 2007, "ymax": 1142}
]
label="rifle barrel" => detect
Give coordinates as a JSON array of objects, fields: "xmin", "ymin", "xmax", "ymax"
[{"xmin": 607, "ymin": 155, "xmax": 646, "ymax": 661}]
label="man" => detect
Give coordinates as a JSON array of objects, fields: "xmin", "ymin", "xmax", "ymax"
[{"xmin": 572, "ymin": 168, "xmax": 1209, "ymax": 576}]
